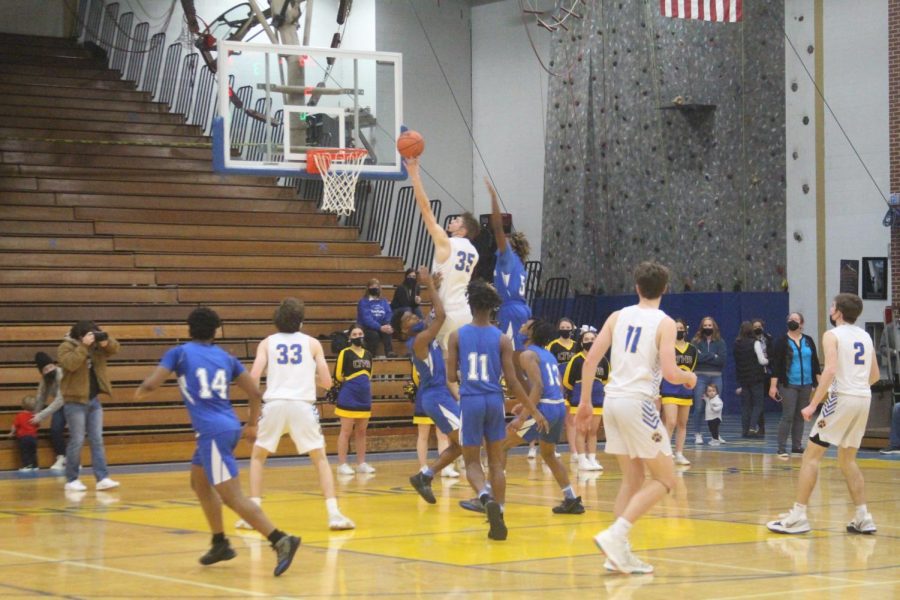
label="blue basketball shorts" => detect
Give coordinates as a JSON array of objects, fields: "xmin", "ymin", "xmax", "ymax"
[
  {"xmin": 421, "ymin": 387, "xmax": 461, "ymax": 435},
  {"xmin": 497, "ymin": 302, "xmax": 532, "ymax": 352},
  {"xmin": 516, "ymin": 401, "xmax": 566, "ymax": 444},
  {"xmin": 460, "ymin": 392, "xmax": 507, "ymax": 446},
  {"xmin": 192, "ymin": 429, "xmax": 241, "ymax": 486}
]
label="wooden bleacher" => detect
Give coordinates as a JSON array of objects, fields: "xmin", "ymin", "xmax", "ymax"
[{"xmin": 0, "ymin": 33, "xmax": 418, "ymax": 470}]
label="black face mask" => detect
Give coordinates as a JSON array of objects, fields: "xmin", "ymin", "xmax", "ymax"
[
  {"xmin": 404, "ymin": 277, "xmax": 416, "ymax": 287},
  {"xmin": 350, "ymin": 337, "xmax": 363, "ymax": 347},
  {"xmin": 676, "ymin": 331, "xmax": 685, "ymax": 341},
  {"xmin": 787, "ymin": 321, "xmax": 800, "ymax": 331},
  {"xmin": 368, "ymin": 288, "xmax": 380, "ymax": 297},
  {"xmin": 581, "ymin": 342, "xmax": 593, "ymax": 352},
  {"xmin": 702, "ymin": 328, "xmax": 714, "ymax": 336},
  {"xmin": 559, "ymin": 330, "xmax": 572, "ymax": 339},
  {"xmin": 753, "ymin": 328, "xmax": 763, "ymax": 336}
]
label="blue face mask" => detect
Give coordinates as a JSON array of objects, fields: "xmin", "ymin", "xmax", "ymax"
[{"xmin": 410, "ymin": 322, "xmax": 426, "ymax": 334}]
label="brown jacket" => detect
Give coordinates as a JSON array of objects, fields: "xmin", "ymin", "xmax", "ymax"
[{"xmin": 57, "ymin": 335, "xmax": 120, "ymax": 404}]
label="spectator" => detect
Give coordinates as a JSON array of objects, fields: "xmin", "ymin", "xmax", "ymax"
[
  {"xmin": 9, "ymin": 395, "xmax": 38, "ymax": 471},
  {"xmin": 58, "ymin": 320, "xmax": 120, "ymax": 492},
  {"xmin": 334, "ymin": 324, "xmax": 375, "ymax": 474},
  {"xmin": 357, "ymin": 278, "xmax": 395, "ymax": 358},
  {"xmin": 880, "ymin": 401, "xmax": 900, "ymax": 454},
  {"xmin": 769, "ymin": 311, "xmax": 821, "ymax": 459},
  {"xmin": 31, "ymin": 352, "xmax": 67, "ymax": 473},
  {"xmin": 391, "ymin": 268, "xmax": 423, "ymax": 322},
  {"xmin": 751, "ymin": 318, "xmax": 773, "ymax": 434},
  {"xmin": 733, "ymin": 321, "xmax": 768, "ymax": 439},
  {"xmin": 704, "ymin": 384, "xmax": 725, "ymax": 446},
  {"xmin": 692, "ymin": 316, "xmax": 727, "ymax": 444}
]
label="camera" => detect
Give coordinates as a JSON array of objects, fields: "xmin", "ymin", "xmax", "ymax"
[{"xmin": 93, "ymin": 331, "xmax": 109, "ymax": 343}]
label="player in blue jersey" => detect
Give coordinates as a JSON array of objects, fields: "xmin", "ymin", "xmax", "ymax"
[
  {"xmin": 505, "ymin": 320, "xmax": 584, "ymax": 514},
  {"xmin": 135, "ymin": 308, "xmax": 300, "ymax": 577},
  {"xmin": 447, "ymin": 280, "xmax": 539, "ymax": 541},
  {"xmin": 396, "ymin": 268, "xmax": 465, "ymax": 504}
]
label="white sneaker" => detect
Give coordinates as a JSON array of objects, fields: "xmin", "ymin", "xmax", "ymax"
[
  {"xmin": 356, "ymin": 462, "xmax": 376, "ymax": 474},
  {"xmin": 674, "ymin": 453, "xmax": 691, "ymax": 466},
  {"xmin": 441, "ymin": 466, "xmax": 460, "ymax": 478},
  {"xmin": 715, "ymin": 436, "xmax": 727, "ymax": 444},
  {"xmin": 577, "ymin": 455, "xmax": 596, "ymax": 471},
  {"xmin": 235, "ymin": 518, "xmax": 253, "ymax": 530},
  {"xmin": 329, "ymin": 513, "xmax": 356, "ymax": 530},
  {"xmin": 847, "ymin": 513, "xmax": 876, "ymax": 534},
  {"xmin": 570, "ymin": 452, "xmax": 580, "ymax": 463},
  {"xmin": 709, "ymin": 439, "xmax": 721, "ymax": 447},
  {"xmin": 337, "ymin": 463, "xmax": 355, "ymax": 475},
  {"xmin": 18, "ymin": 466, "xmax": 37, "ymax": 472},
  {"xmin": 95, "ymin": 478, "xmax": 120, "ymax": 491},
  {"xmin": 621, "ymin": 552, "xmax": 654, "ymax": 574},
  {"xmin": 50, "ymin": 455, "xmax": 66, "ymax": 472},
  {"xmin": 527, "ymin": 446, "xmax": 538, "ymax": 459},
  {"xmin": 594, "ymin": 529, "xmax": 630, "ymax": 572},
  {"xmin": 588, "ymin": 456, "xmax": 604, "ymax": 470},
  {"xmin": 694, "ymin": 434, "xmax": 704, "ymax": 445},
  {"xmin": 554, "ymin": 451, "xmax": 561, "ymax": 458},
  {"xmin": 767, "ymin": 510, "xmax": 811, "ymax": 534},
  {"xmin": 64, "ymin": 479, "xmax": 87, "ymax": 492}
]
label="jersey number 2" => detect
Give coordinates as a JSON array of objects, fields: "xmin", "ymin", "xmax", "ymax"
[
  {"xmin": 624, "ymin": 326, "xmax": 642, "ymax": 353},
  {"xmin": 853, "ymin": 342, "xmax": 865, "ymax": 365}
]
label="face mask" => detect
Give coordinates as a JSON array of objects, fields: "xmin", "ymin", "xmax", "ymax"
[
  {"xmin": 350, "ymin": 337, "xmax": 363, "ymax": 347},
  {"xmin": 676, "ymin": 331, "xmax": 685, "ymax": 341},
  {"xmin": 559, "ymin": 330, "xmax": 572, "ymax": 339},
  {"xmin": 368, "ymin": 287, "xmax": 380, "ymax": 297},
  {"xmin": 702, "ymin": 327, "xmax": 713, "ymax": 336},
  {"xmin": 405, "ymin": 277, "xmax": 416, "ymax": 287},
  {"xmin": 753, "ymin": 328, "xmax": 763, "ymax": 336},
  {"xmin": 410, "ymin": 322, "xmax": 426, "ymax": 334},
  {"xmin": 787, "ymin": 321, "xmax": 800, "ymax": 331},
  {"xmin": 581, "ymin": 342, "xmax": 593, "ymax": 352}
]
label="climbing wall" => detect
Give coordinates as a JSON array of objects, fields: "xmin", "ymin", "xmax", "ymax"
[{"xmin": 541, "ymin": 0, "xmax": 786, "ymax": 295}]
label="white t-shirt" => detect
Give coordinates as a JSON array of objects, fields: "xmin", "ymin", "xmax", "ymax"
[
  {"xmin": 830, "ymin": 324, "xmax": 874, "ymax": 398},
  {"xmin": 432, "ymin": 236, "xmax": 479, "ymax": 315},
  {"xmin": 604, "ymin": 305, "xmax": 666, "ymax": 401},
  {"xmin": 263, "ymin": 332, "xmax": 317, "ymax": 403}
]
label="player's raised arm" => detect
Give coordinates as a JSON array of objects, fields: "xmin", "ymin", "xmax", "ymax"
[
  {"xmin": 413, "ymin": 268, "xmax": 445, "ymax": 359},
  {"xmin": 577, "ymin": 311, "xmax": 617, "ymax": 430},
  {"xmin": 249, "ymin": 338, "xmax": 268, "ymax": 386},
  {"xmin": 659, "ymin": 317, "xmax": 696, "ymax": 388},
  {"xmin": 310, "ymin": 338, "xmax": 333, "ymax": 391},
  {"xmin": 486, "ymin": 178, "xmax": 507, "ymax": 253},
  {"xmin": 406, "ymin": 157, "xmax": 451, "ymax": 262},
  {"xmin": 134, "ymin": 366, "xmax": 173, "ymax": 401}
]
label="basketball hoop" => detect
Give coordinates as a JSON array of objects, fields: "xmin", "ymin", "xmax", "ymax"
[{"xmin": 306, "ymin": 148, "xmax": 368, "ymax": 216}]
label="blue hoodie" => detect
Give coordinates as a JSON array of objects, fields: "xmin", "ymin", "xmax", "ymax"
[{"xmin": 357, "ymin": 296, "xmax": 392, "ymax": 330}]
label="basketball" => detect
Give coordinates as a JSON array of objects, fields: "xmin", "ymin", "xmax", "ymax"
[{"xmin": 397, "ymin": 130, "xmax": 425, "ymax": 159}]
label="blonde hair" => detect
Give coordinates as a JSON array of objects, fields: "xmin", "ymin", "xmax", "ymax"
[{"xmin": 21, "ymin": 395, "xmax": 37, "ymax": 411}]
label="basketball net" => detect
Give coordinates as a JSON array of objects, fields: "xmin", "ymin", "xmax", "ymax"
[{"xmin": 308, "ymin": 149, "xmax": 368, "ymax": 217}]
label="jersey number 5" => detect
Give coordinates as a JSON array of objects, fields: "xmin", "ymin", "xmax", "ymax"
[{"xmin": 454, "ymin": 251, "xmax": 476, "ymax": 273}]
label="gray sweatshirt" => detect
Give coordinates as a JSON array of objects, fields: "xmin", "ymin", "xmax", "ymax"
[{"xmin": 34, "ymin": 367, "xmax": 65, "ymax": 422}]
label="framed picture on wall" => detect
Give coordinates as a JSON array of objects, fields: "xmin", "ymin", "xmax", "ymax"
[
  {"xmin": 839, "ymin": 260, "xmax": 859, "ymax": 295},
  {"xmin": 861, "ymin": 257, "xmax": 887, "ymax": 300}
]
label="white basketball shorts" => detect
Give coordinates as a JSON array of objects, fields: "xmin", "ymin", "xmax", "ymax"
[
  {"xmin": 808, "ymin": 392, "xmax": 871, "ymax": 449},
  {"xmin": 255, "ymin": 399, "xmax": 325, "ymax": 455},
  {"xmin": 603, "ymin": 395, "xmax": 672, "ymax": 459}
]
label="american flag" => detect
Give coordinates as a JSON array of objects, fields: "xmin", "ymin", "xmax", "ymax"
[{"xmin": 660, "ymin": 0, "xmax": 743, "ymax": 23}]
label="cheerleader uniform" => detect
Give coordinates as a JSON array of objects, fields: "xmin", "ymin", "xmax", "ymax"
[
  {"xmin": 546, "ymin": 337, "xmax": 579, "ymax": 406},
  {"xmin": 660, "ymin": 342, "xmax": 698, "ymax": 406},
  {"xmin": 563, "ymin": 351, "xmax": 610, "ymax": 416},
  {"xmin": 334, "ymin": 345, "xmax": 373, "ymax": 418}
]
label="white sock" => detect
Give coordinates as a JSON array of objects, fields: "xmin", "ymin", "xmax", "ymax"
[
  {"xmin": 855, "ymin": 504, "xmax": 868, "ymax": 519},
  {"xmin": 249, "ymin": 496, "xmax": 262, "ymax": 507},
  {"xmin": 326, "ymin": 497, "xmax": 340, "ymax": 517},
  {"xmin": 793, "ymin": 502, "xmax": 807, "ymax": 516},
  {"xmin": 588, "ymin": 453, "xmax": 597, "ymax": 462},
  {"xmin": 609, "ymin": 517, "xmax": 632, "ymax": 538}
]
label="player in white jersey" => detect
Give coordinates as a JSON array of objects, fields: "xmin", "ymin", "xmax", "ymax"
[
  {"xmin": 236, "ymin": 298, "xmax": 355, "ymax": 531},
  {"xmin": 406, "ymin": 157, "xmax": 481, "ymax": 350},
  {"xmin": 575, "ymin": 262, "xmax": 696, "ymax": 574},
  {"xmin": 767, "ymin": 293, "xmax": 880, "ymax": 536}
]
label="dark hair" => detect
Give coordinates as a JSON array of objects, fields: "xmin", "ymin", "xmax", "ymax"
[
  {"xmin": 273, "ymin": 297, "xmax": 305, "ymax": 333},
  {"xmin": 834, "ymin": 293, "xmax": 863, "ymax": 324},
  {"xmin": 788, "ymin": 311, "xmax": 805, "ymax": 324},
  {"xmin": 706, "ymin": 383, "xmax": 719, "ymax": 393},
  {"xmin": 467, "ymin": 280, "xmax": 500, "ymax": 312},
  {"xmin": 751, "ymin": 317, "xmax": 765, "ymax": 328},
  {"xmin": 69, "ymin": 320, "xmax": 97, "ymax": 340},
  {"xmin": 348, "ymin": 322, "xmax": 365, "ymax": 337},
  {"xmin": 634, "ymin": 261, "xmax": 669, "ymax": 299},
  {"xmin": 737, "ymin": 320, "xmax": 755, "ymax": 340},
  {"xmin": 509, "ymin": 232, "xmax": 530, "ymax": 262},
  {"xmin": 460, "ymin": 212, "xmax": 481, "ymax": 241},
  {"xmin": 530, "ymin": 320, "xmax": 557, "ymax": 347},
  {"xmin": 34, "ymin": 351, "xmax": 54, "ymax": 372},
  {"xmin": 557, "ymin": 317, "xmax": 575, "ymax": 329},
  {"xmin": 391, "ymin": 308, "xmax": 411, "ymax": 333},
  {"xmin": 404, "ymin": 268, "xmax": 416, "ymax": 278},
  {"xmin": 188, "ymin": 307, "xmax": 221, "ymax": 341}
]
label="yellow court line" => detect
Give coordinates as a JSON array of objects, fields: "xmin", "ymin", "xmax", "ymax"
[{"xmin": 0, "ymin": 548, "xmax": 294, "ymax": 600}]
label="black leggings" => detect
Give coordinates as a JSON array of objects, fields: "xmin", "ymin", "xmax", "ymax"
[{"xmin": 707, "ymin": 418, "xmax": 721, "ymax": 439}]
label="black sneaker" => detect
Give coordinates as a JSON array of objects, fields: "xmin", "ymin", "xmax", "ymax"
[
  {"xmin": 409, "ymin": 472, "xmax": 436, "ymax": 504},
  {"xmin": 459, "ymin": 497, "xmax": 486, "ymax": 514},
  {"xmin": 199, "ymin": 540, "xmax": 236, "ymax": 566},
  {"xmin": 791, "ymin": 447, "xmax": 804, "ymax": 454},
  {"xmin": 485, "ymin": 500, "xmax": 507, "ymax": 541},
  {"xmin": 552, "ymin": 496, "xmax": 585, "ymax": 515},
  {"xmin": 272, "ymin": 535, "xmax": 301, "ymax": 576},
  {"xmin": 879, "ymin": 446, "xmax": 900, "ymax": 455}
]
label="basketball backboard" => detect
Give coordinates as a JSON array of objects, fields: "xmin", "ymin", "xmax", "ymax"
[{"xmin": 212, "ymin": 40, "xmax": 405, "ymax": 180}]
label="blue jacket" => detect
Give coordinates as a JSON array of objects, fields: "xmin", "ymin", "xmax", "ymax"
[
  {"xmin": 357, "ymin": 296, "xmax": 392, "ymax": 330},
  {"xmin": 694, "ymin": 337, "xmax": 727, "ymax": 373}
]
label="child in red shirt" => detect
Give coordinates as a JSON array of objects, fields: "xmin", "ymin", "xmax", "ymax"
[{"xmin": 9, "ymin": 395, "xmax": 38, "ymax": 471}]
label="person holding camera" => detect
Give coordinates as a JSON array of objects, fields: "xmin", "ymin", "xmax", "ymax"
[{"xmin": 58, "ymin": 320, "xmax": 120, "ymax": 492}]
